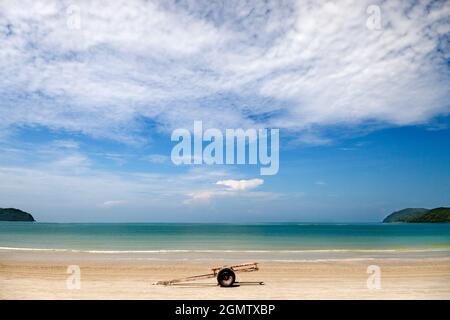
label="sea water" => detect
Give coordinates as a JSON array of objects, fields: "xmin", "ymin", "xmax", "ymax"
[{"xmin": 1, "ymin": 222, "xmax": 449, "ymax": 261}]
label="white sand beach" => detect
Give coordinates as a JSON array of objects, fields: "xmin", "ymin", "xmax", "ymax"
[{"xmin": 1, "ymin": 249, "xmax": 449, "ymax": 299}]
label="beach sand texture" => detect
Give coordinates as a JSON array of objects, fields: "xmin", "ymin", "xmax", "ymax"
[{"xmin": 1, "ymin": 251, "xmax": 449, "ymax": 299}]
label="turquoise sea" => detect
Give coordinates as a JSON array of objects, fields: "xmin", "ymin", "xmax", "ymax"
[{"xmin": 1, "ymin": 222, "xmax": 449, "ymax": 261}]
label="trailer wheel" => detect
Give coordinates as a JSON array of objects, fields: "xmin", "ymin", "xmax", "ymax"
[{"xmin": 217, "ymin": 268, "xmax": 236, "ymax": 287}]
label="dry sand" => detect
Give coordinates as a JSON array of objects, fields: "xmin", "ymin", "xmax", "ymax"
[{"xmin": 1, "ymin": 250, "xmax": 449, "ymax": 299}]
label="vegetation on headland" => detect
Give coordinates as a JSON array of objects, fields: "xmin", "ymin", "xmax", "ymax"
[
  {"xmin": 0, "ymin": 208, "xmax": 35, "ymax": 222},
  {"xmin": 382, "ymin": 208, "xmax": 429, "ymax": 223},
  {"xmin": 383, "ymin": 207, "xmax": 450, "ymax": 223},
  {"xmin": 409, "ymin": 207, "xmax": 450, "ymax": 223}
]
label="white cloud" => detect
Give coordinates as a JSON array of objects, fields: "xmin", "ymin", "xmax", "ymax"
[
  {"xmin": 0, "ymin": 0, "xmax": 448, "ymax": 143},
  {"xmin": 52, "ymin": 155, "xmax": 90, "ymax": 168},
  {"xmin": 216, "ymin": 178, "xmax": 264, "ymax": 191},
  {"xmin": 99, "ymin": 200, "xmax": 127, "ymax": 208}
]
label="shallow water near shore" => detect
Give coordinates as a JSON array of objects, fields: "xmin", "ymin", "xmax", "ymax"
[{"xmin": 1, "ymin": 222, "xmax": 449, "ymax": 261}]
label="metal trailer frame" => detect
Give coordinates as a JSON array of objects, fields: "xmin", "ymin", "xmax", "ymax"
[{"xmin": 154, "ymin": 262, "xmax": 262, "ymax": 286}]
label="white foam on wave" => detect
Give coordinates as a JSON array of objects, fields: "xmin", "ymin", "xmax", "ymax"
[{"xmin": 1, "ymin": 246, "xmax": 449, "ymax": 254}]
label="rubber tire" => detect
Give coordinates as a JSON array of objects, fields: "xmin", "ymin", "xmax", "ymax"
[{"xmin": 217, "ymin": 268, "xmax": 236, "ymax": 287}]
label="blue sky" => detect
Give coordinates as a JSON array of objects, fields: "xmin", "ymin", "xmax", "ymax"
[{"xmin": 0, "ymin": 0, "xmax": 449, "ymax": 222}]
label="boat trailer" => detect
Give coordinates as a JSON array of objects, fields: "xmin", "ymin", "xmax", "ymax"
[{"xmin": 154, "ymin": 262, "xmax": 263, "ymax": 287}]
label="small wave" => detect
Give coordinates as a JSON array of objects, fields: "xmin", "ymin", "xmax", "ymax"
[{"xmin": 1, "ymin": 246, "xmax": 449, "ymax": 254}]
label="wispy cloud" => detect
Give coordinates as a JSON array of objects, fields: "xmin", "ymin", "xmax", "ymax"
[
  {"xmin": 142, "ymin": 154, "xmax": 170, "ymax": 164},
  {"xmin": 52, "ymin": 155, "xmax": 90, "ymax": 168},
  {"xmin": 0, "ymin": 0, "xmax": 448, "ymax": 143},
  {"xmin": 182, "ymin": 190, "xmax": 225, "ymax": 205},
  {"xmin": 216, "ymin": 178, "xmax": 264, "ymax": 191},
  {"xmin": 99, "ymin": 200, "xmax": 128, "ymax": 208}
]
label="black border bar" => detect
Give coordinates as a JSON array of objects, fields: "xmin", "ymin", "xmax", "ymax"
[{"xmin": 1, "ymin": 300, "xmax": 449, "ymax": 319}]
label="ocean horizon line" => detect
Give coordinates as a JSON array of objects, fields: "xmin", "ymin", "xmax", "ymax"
[{"xmin": 0, "ymin": 221, "xmax": 411, "ymax": 225}]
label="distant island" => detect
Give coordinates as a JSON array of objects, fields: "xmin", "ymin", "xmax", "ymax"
[
  {"xmin": 0, "ymin": 208, "xmax": 35, "ymax": 222},
  {"xmin": 383, "ymin": 207, "xmax": 450, "ymax": 223}
]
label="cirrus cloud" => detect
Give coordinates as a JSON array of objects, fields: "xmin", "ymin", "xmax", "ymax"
[{"xmin": 0, "ymin": 0, "xmax": 448, "ymax": 143}]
